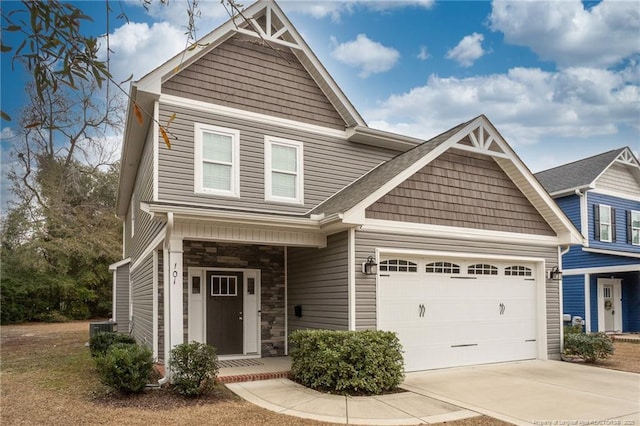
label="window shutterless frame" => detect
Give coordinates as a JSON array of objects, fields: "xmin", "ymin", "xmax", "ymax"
[
  {"xmin": 264, "ymin": 136, "xmax": 304, "ymax": 204},
  {"xmin": 194, "ymin": 123, "xmax": 240, "ymax": 197}
]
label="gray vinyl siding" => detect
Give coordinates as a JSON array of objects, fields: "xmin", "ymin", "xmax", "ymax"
[
  {"xmin": 366, "ymin": 150, "xmax": 556, "ymax": 236},
  {"xmin": 354, "ymin": 230, "xmax": 562, "ymax": 358},
  {"xmin": 156, "ymin": 105, "xmax": 397, "ymax": 213},
  {"xmin": 114, "ymin": 262, "xmax": 130, "ymax": 333},
  {"xmin": 595, "ymin": 163, "xmax": 640, "ymax": 197},
  {"xmin": 131, "ymin": 130, "xmax": 164, "ymax": 263},
  {"xmin": 162, "ymin": 35, "xmax": 346, "ymax": 130},
  {"xmin": 130, "ymin": 253, "xmax": 154, "ymax": 350},
  {"xmin": 287, "ymin": 232, "xmax": 349, "ymax": 333}
]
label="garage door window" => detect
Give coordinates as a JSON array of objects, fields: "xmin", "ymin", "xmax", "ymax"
[
  {"xmin": 425, "ymin": 262, "xmax": 460, "ymax": 274},
  {"xmin": 505, "ymin": 265, "xmax": 532, "ymax": 277},
  {"xmin": 468, "ymin": 264, "xmax": 498, "ymax": 275},
  {"xmin": 380, "ymin": 259, "xmax": 418, "ymax": 272}
]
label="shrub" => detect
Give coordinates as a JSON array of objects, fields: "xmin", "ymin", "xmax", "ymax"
[
  {"xmin": 564, "ymin": 324, "xmax": 583, "ymax": 335},
  {"xmin": 169, "ymin": 342, "xmax": 219, "ymax": 397},
  {"xmin": 289, "ymin": 329, "xmax": 404, "ymax": 395},
  {"xmin": 95, "ymin": 343, "xmax": 154, "ymax": 393},
  {"xmin": 564, "ymin": 332, "xmax": 614, "ymax": 363},
  {"xmin": 89, "ymin": 332, "xmax": 137, "ymax": 358}
]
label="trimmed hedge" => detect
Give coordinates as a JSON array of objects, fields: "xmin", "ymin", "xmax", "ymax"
[
  {"xmin": 95, "ymin": 343, "xmax": 154, "ymax": 393},
  {"xmin": 564, "ymin": 332, "xmax": 614, "ymax": 363},
  {"xmin": 289, "ymin": 329, "xmax": 404, "ymax": 395},
  {"xmin": 169, "ymin": 342, "xmax": 219, "ymax": 397},
  {"xmin": 89, "ymin": 332, "xmax": 137, "ymax": 358}
]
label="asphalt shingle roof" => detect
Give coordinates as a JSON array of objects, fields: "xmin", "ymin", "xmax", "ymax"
[
  {"xmin": 311, "ymin": 117, "xmax": 475, "ymax": 216},
  {"xmin": 534, "ymin": 148, "xmax": 626, "ymax": 194}
]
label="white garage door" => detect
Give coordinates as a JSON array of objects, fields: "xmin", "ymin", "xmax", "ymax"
[{"xmin": 378, "ymin": 257, "xmax": 539, "ymax": 372}]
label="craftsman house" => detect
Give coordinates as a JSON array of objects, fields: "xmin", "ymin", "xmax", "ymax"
[
  {"xmin": 536, "ymin": 148, "xmax": 640, "ymax": 334},
  {"xmin": 110, "ymin": 0, "xmax": 583, "ymax": 372}
]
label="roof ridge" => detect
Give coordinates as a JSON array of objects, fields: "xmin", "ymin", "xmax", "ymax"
[{"xmin": 536, "ymin": 147, "xmax": 626, "ymax": 175}]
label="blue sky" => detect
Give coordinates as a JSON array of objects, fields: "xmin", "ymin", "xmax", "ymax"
[{"xmin": 2, "ymin": 0, "xmax": 639, "ymax": 208}]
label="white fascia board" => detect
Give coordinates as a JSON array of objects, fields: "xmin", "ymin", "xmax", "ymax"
[
  {"xmin": 582, "ymin": 247, "xmax": 640, "ymax": 259},
  {"xmin": 109, "ymin": 257, "xmax": 131, "ymax": 271},
  {"xmin": 346, "ymin": 126, "xmax": 422, "ymax": 151},
  {"xmin": 589, "ymin": 188, "xmax": 640, "ymax": 202},
  {"xmin": 362, "ymin": 219, "xmax": 563, "ymax": 247},
  {"xmin": 548, "ymin": 185, "xmax": 594, "ymax": 198},
  {"xmin": 147, "ymin": 203, "xmax": 322, "ymax": 231},
  {"xmin": 160, "ymin": 94, "xmax": 347, "ymax": 140},
  {"xmin": 564, "ymin": 264, "xmax": 640, "ymax": 275}
]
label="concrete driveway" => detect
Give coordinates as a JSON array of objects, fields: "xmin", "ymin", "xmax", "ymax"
[{"xmin": 401, "ymin": 360, "xmax": 640, "ymax": 426}]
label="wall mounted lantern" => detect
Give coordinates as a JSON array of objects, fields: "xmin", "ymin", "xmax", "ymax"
[
  {"xmin": 362, "ymin": 256, "xmax": 378, "ymax": 275},
  {"xmin": 548, "ymin": 266, "xmax": 562, "ymax": 281}
]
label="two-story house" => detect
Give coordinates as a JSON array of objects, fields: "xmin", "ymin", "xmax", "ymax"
[
  {"xmin": 110, "ymin": 0, "xmax": 583, "ymax": 373},
  {"xmin": 535, "ymin": 148, "xmax": 640, "ymax": 334}
]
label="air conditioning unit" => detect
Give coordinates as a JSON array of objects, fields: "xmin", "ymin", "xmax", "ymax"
[{"xmin": 89, "ymin": 321, "xmax": 118, "ymax": 338}]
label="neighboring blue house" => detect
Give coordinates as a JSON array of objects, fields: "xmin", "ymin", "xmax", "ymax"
[{"xmin": 536, "ymin": 147, "xmax": 640, "ymax": 333}]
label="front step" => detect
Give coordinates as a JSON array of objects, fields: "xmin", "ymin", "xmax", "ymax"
[{"xmin": 218, "ymin": 371, "xmax": 291, "ymax": 384}]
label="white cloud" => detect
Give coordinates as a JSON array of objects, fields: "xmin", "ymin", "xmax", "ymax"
[
  {"xmin": 446, "ymin": 33, "xmax": 485, "ymax": 67},
  {"xmin": 126, "ymin": 0, "xmax": 229, "ymax": 32},
  {"xmin": 365, "ymin": 66, "xmax": 640, "ymax": 148},
  {"xmin": 100, "ymin": 21, "xmax": 186, "ymax": 85},
  {"xmin": 331, "ymin": 34, "xmax": 400, "ymax": 78},
  {"xmin": 489, "ymin": 0, "xmax": 640, "ymax": 68},
  {"xmin": 280, "ymin": 1, "xmax": 435, "ymax": 22},
  {"xmin": 417, "ymin": 46, "xmax": 430, "ymax": 60}
]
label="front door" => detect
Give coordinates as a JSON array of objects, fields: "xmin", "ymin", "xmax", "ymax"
[
  {"xmin": 206, "ymin": 271, "xmax": 243, "ymax": 355},
  {"xmin": 598, "ymin": 278, "xmax": 622, "ymax": 332}
]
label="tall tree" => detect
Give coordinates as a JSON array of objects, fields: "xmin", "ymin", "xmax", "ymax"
[{"xmin": 1, "ymin": 78, "xmax": 124, "ymax": 324}]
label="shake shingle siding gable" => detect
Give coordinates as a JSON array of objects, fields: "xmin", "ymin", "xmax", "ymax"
[
  {"xmin": 311, "ymin": 120, "xmax": 471, "ymax": 216},
  {"xmin": 366, "ymin": 150, "xmax": 555, "ymax": 235},
  {"xmin": 162, "ymin": 35, "xmax": 347, "ymax": 130}
]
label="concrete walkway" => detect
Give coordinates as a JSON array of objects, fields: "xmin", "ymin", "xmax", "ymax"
[
  {"xmin": 226, "ymin": 378, "xmax": 478, "ymax": 425},
  {"xmin": 226, "ymin": 359, "xmax": 640, "ymax": 426}
]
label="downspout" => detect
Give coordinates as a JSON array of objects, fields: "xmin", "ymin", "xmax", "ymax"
[
  {"xmin": 156, "ymin": 212, "xmax": 174, "ymax": 387},
  {"xmin": 558, "ymin": 244, "xmax": 570, "ymax": 354}
]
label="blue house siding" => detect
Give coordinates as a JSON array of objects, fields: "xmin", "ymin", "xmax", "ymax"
[
  {"xmin": 562, "ymin": 274, "xmax": 585, "ymax": 319},
  {"xmin": 555, "ymin": 195, "xmax": 581, "ymax": 231},
  {"xmin": 587, "ymin": 192, "xmax": 640, "ymax": 254},
  {"xmin": 621, "ymin": 272, "xmax": 640, "ymax": 332}
]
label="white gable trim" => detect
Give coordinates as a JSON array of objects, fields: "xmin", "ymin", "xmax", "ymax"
[
  {"xmin": 343, "ymin": 116, "xmax": 583, "ymax": 245},
  {"xmin": 109, "ymin": 257, "xmax": 131, "ymax": 271},
  {"xmin": 588, "ymin": 187, "xmax": 640, "ymax": 202}
]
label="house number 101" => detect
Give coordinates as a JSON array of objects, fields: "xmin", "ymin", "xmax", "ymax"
[{"xmin": 173, "ymin": 263, "xmax": 178, "ymax": 285}]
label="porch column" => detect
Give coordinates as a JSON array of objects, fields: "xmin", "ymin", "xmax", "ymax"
[{"xmin": 168, "ymin": 237, "xmax": 184, "ymax": 351}]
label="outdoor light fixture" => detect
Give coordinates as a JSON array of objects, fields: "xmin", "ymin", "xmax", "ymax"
[
  {"xmin": 362, "ymin": 256, "xmax": 378, "ymax": 275},
  {"xmin": 548, "ymin": 266, "xmax": 562, "ymax": 281}
]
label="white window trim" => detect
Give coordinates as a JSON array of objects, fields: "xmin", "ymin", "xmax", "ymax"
[
  {"xmin": 632, "ymin": 210, "xmax": 640, "ymax": 246},
  {"xmin": 264, "ymin": 136, "xmax": 304, "ymax": 205},
  {"xmin": 194, "ymin": 123, "xmax": 240, "ymax": 197},
  {"xmin": 599, "ymin": 204, "xmax": 612, "ymax": 243}
]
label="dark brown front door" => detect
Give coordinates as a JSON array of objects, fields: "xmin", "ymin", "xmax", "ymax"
[{"xmin": 206, "ymin": 271, "xmax": 243, "ymax": 355}]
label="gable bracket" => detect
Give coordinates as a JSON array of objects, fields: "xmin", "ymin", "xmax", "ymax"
[
  {"xmin": 616, "ymin": 149, "xmax": 639, "ymax": 167},
  {"xmin": 233, "ymin": 3, "xmax": 302, "ymax": 51}
]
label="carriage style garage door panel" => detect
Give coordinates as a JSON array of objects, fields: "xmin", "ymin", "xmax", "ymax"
[{"xmin": 378, "ymin": 256, "xmax": 539, "ymax": 372}]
